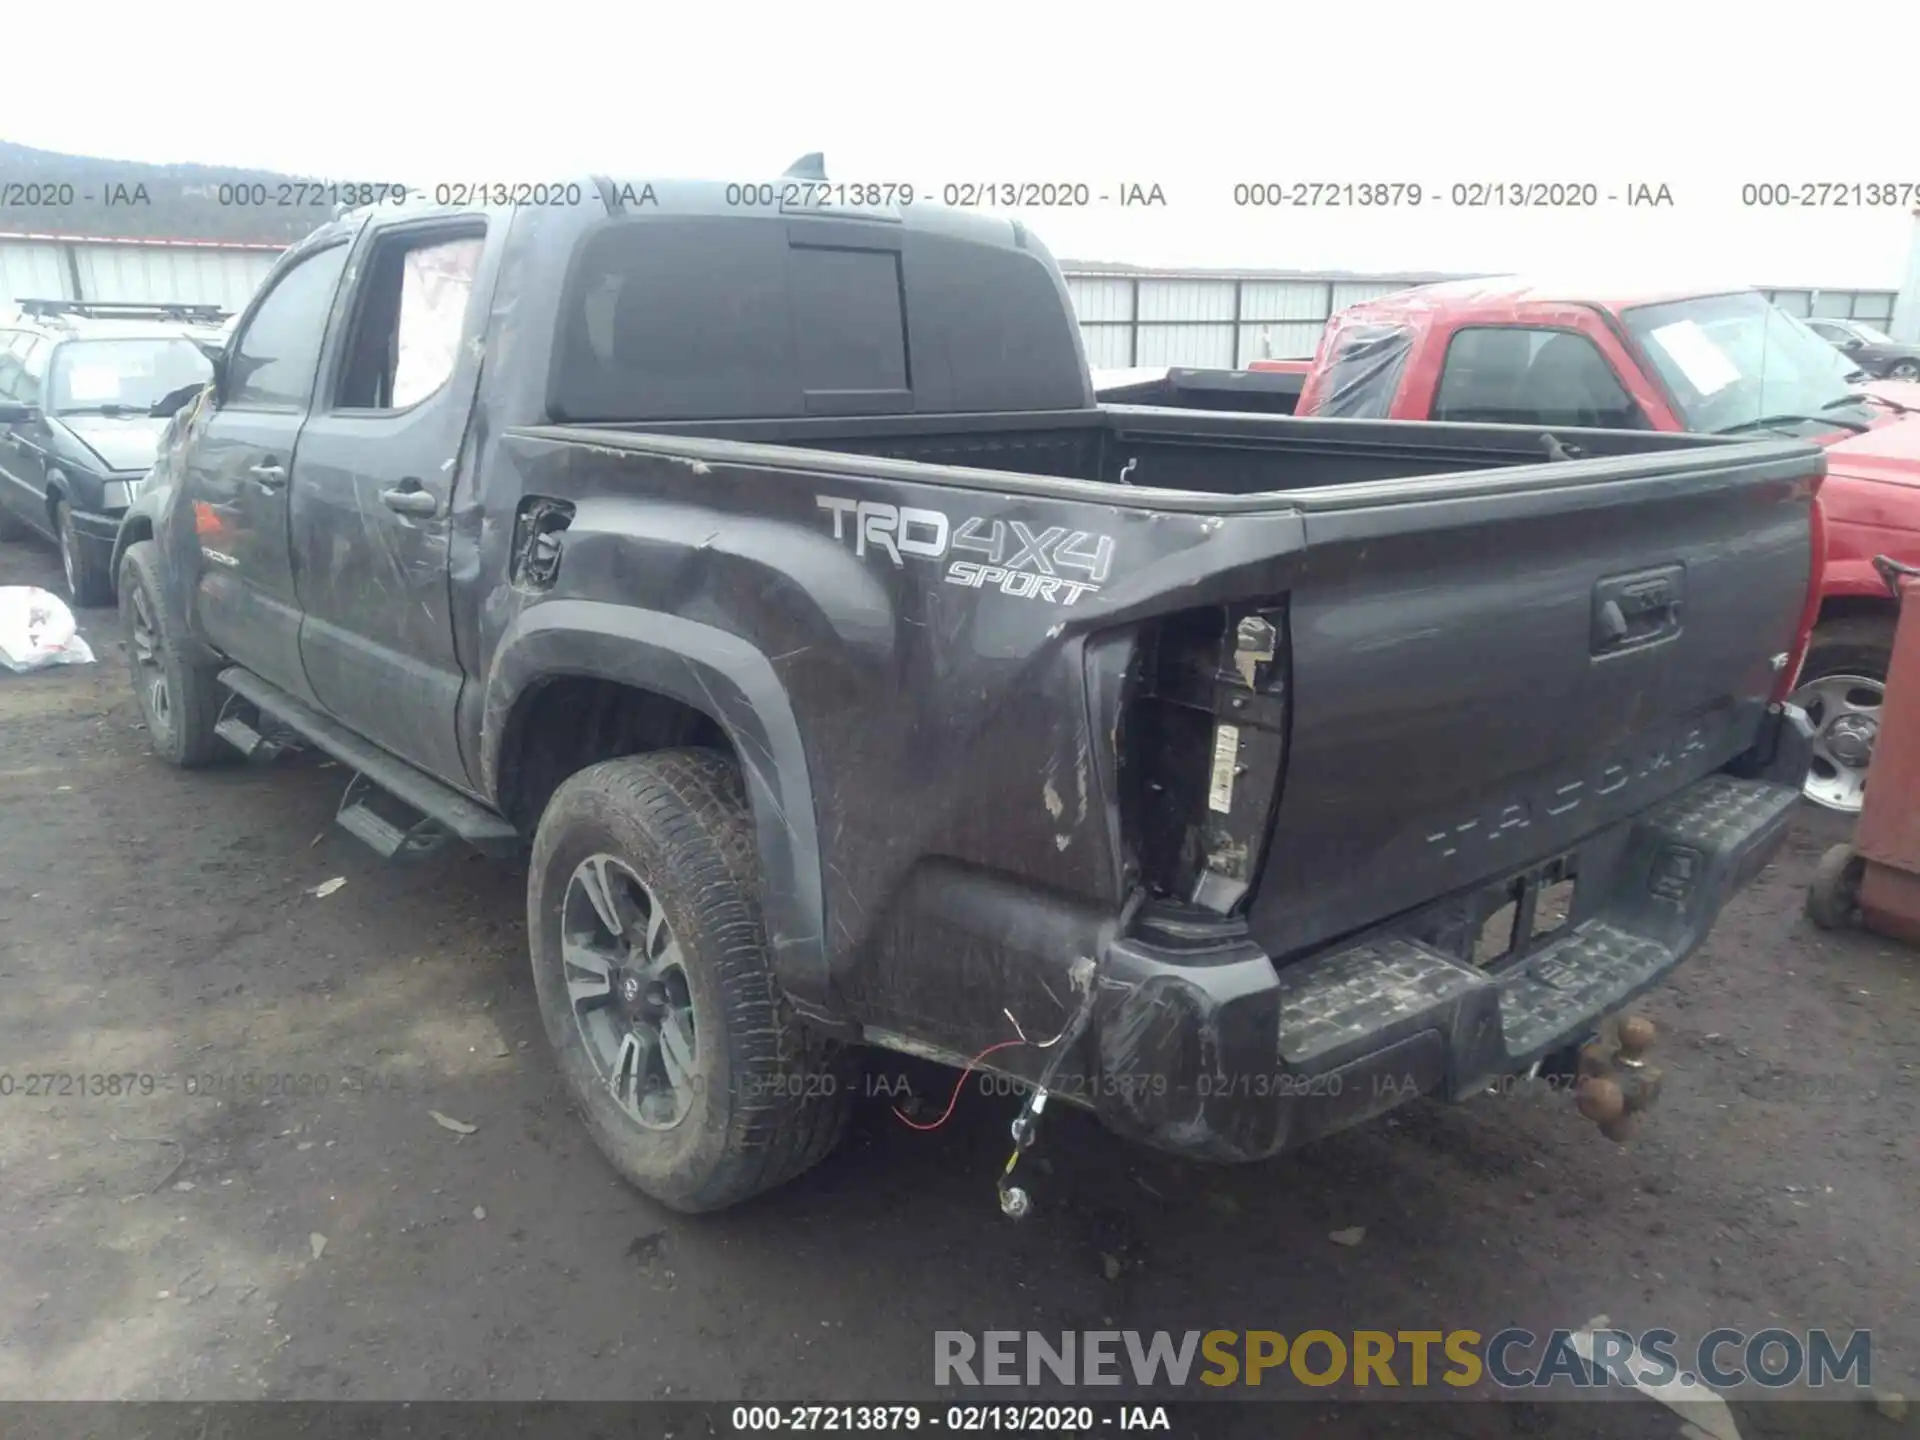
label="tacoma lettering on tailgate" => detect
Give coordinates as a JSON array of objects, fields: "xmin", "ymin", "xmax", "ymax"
[
  {"xmin": 816, "ymin": 495, "xmax": 1115, "ymax": 605},
  {"xmin": 1423, "ymin": 721, "xmax": 1715, "ymax": 859}
]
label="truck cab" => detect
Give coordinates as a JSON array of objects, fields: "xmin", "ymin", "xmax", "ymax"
[{"xmin": 1294, "ymin": 279, "xmax": 1920, "ymax": 814}]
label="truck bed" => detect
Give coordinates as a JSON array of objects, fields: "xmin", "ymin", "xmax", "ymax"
[
  {"xmin": 557, "ymin": 403, "xmax": 1758, "ymax": 496},
  {"xmin": 498, "ymin": 413, "xmax": 1819, "ymax": 992}
]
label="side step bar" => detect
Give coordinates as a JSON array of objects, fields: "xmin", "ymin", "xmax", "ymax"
[
  {"xmin": 216, "ymin": 668, "xmax": 521, "ymax": 858},
  {"xmin": 214, "ymin": 690, "xmax": 295, "ymax": 760}
]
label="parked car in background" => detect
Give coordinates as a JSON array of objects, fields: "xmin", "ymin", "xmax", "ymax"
[
  {"xmin": 1262, "ymin": 279, "xmax": 1920, "ymax": 815},
  {"xmin": 0, "ymin": 299, "xmax": 225, "ymax": 605},
  {"xmin": 1803, "ymin": 317, "xmax": 1920, "ymax": 381}
]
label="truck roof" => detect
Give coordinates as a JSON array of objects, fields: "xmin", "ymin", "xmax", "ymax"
[
  {"xmin": 1356, "ymin": 275, "xmax": 1749, "ymax": 317},
  {"xmin": 330, "ymin": 172, "xmax": 1035, "ymax": 253}
]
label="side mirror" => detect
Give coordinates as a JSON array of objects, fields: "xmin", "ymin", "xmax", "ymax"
[
  {"xmin": 150, "ymin": 382, "xmax": 209, "ymax": 419},
  {"xmin": 1841, "ymin": 337, "xmax": 1864, "ymax": 352},
  {"xmin": 191, "ymin": 337, "xmax": 228, "ymax": 400},
  {"xmin": 0, "ymin": 400, "xmax": 38, "ymax": 425}
]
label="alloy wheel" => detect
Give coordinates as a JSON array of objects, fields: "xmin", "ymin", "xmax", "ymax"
[
  {"xmin": 127, "ymin": 584, "xmax": 174, "ymax": 745},
  {"xmin": 59, "ymin": 510, "xmax": 78, "ymax": 594},
  {"xmin": 560, "ymin": 853, "xmax": 699, "ymax": 1130}
]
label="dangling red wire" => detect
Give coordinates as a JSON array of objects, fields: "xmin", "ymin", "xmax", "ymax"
[{"xmin": 891, "ymin": 1039, "xmax": 1028, "ymax": 1131}]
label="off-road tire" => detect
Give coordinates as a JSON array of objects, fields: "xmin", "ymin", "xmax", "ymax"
[
  {"xmin": 58, "ymin": 500, "xmax": 114, "ymax": 607},
  {"xmin": 119, "ymin": 540, "xmax": 226, "ymax": 768},
  {"xmin": 1800, "ymin": 615, "xmax": 1895, "ymax": 692},
  {"xmin": 528, "ymin": 748, "xmax": 853, "ymax": 1212}
]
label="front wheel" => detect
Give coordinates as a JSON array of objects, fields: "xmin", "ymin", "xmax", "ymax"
[
  {"xmin": 1789, "ymin": 616, "xmax": 1893, "ymax": 814},
  {"xmin": 527, "ymin": 749, "xmax": 853, "ymax": 1212},
  {"xmin": 119, "ymin": 540, "xmax": 226, "ymax": 768},
  {"xmin": 1887, "ymin": 358, "xmax": 1920, "ymax": 381},
  {"xmin": 57, "ymin": 500, "xmax": 113, "ymax": 608}
]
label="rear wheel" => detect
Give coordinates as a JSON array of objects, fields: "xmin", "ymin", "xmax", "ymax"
[
  {"xmin": 1789, "ymin": 616, "xmax": 1894, "ymax": 814},
  {"xmin": 527, "ymin": 749, "xmax": 852, "ymax": 1212},
  {"xmin": 57, "ymin": 500, "xmax": 113, "ymax": 608},
  {"xmin": 1888, "ymin": 358, "xmax": 1920, "ymax": 381},
  {"xmin": 119, "ymin": 540, "xmax": 225, "ymax": 768}
]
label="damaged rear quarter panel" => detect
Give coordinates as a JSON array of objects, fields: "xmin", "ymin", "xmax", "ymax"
[{"xmin": 472, "ymin": 428, "xmax": 1308, "ymax": 1049}]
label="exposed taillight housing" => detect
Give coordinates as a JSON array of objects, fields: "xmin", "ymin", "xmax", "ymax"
[{"xmin": 1116, "ymin": 600, "xmax": 1291, "ymax": 917}]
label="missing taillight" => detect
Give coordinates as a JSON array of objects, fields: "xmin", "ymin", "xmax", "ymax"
[{"xmin": 1118, "ymin": 600, "xmax": 1290, "ymax": 915}]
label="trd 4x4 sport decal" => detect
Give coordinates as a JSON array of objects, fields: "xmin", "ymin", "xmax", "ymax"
[{"xmin": 815, "ymin": 496, "xmax": 1115, "ymax": 606}]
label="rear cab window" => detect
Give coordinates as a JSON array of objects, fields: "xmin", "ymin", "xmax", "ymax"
[
  {"xmin": 1433, "ymin": 326, "xmax": 1644, "ymax": 429},
  {"xmin": 547, "ymin": 213, "xmax": 1085, "ymax": 423},
  {"xmin": 1310, "ymin": 320, "xmax": 1414, "ymax": 419}
]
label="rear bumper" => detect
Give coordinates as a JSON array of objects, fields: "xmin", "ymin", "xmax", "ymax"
[{"xmin": 1090, "ymin": 767, "xmax": 1801, "ymax": 1162}]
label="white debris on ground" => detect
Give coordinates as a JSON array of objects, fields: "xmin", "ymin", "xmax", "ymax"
[{"xmin": 0, "ymin": 587, "xmax": 95, "ymax": 672}]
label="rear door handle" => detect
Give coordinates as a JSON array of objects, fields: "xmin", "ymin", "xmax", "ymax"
[
  {"xmin": 380, "ymin": 482, "xmax": 439, "ymax": 518},
  {"xmin": 248, "ymin": 461, "xmax": 287, "ymax": 489}
]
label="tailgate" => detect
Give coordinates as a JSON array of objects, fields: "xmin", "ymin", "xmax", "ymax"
[{"xmin": 1245, "ymin": 442, "xmax": 1819, "ymax": 959}]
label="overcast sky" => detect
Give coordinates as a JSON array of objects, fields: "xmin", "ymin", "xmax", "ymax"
[{"xmin": 8, "ymin": 1, "xmax": 1918, "ymax": 289}]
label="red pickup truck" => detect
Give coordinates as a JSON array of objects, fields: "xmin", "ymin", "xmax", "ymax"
[{"xmin": 1251, "ymin": 280, "xmax": 1918, "ymax": 814}]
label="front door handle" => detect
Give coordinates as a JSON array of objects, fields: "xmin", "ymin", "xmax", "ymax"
[
  {"xmin": 380, "ymin": 482, "xmax": 438, "ymax": 518},
  {"xmin": 248, "ymin": 461, "xmax": 287, "ymax": 489}
]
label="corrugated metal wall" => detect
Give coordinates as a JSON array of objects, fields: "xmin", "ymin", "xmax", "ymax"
[
  {"xmin": 1069, "ymin": 269, "xmax": 1904, "ymax": 368},
  {"xmin": 1, "ymin": 236, "xmax": 279, "ymax": 312},
  {"xmin": 1762, "ymin": 288, "xmax": 1899, "ymax": 325},
  {"xmin": 1065, "ymin": 272, "xmax": 1436, "ymax": 367},
  {"xmin": 0, "ymin": 241, "xmax": 70, "ymax": 307},
  {"xmin": 70, "ymin": 244, "xmax": 278, "ymax": 310}
]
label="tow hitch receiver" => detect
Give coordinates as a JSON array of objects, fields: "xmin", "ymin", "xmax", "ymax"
[{"xmin": 1572, "ymin": 1014, "xmax": 1662, "ymax": 1142}]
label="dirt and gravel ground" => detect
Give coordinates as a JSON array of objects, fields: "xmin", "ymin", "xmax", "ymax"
[{"xmin": 1, "ymin": 533, "xmax": 1916, "ymax": 1437}]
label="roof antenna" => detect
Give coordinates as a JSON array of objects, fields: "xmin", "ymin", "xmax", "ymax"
[{"xmin": 783, "ymin": 152, "xmax": 827, "ymax": 180}]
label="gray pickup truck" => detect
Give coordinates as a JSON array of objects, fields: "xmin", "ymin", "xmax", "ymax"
[{"xmin": 116, "ymin": 168, "xmax": 1818, "ymax": 1213}]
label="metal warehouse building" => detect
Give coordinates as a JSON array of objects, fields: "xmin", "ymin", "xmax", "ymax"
[
  {"xmin": 0, "ymin": 231, "xmax": 281, "ymax": 315},
  {"xmin": 0, "ymin": 231, "xmax": 1909, "ymax": 366},
  {"xmin": 1060, "ymin": 259, "xmax": 1908, "ymax": 368}
]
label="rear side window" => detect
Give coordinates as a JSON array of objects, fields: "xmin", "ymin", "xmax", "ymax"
[
  {"xmin": 1434, "ymin": 326, "xmax": 1643, "ymax": 429},
  {"xmin": 1313, "ymin": 322, "xmax": 1412, "ymax": 419},
  {"xmin": 335, "ymin": 228, "xmax": 485, "ymax": 411},
  {"xmin": 8, "ymin": 335, "xmax": 50, "ymax": 404},
  {"xmin": 0, "ymin": 332, "xmax": 29, "ymax": 402},
  {"xmin": 228, "ymin": 242, "xmax": 351, "ymax": 410}
]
